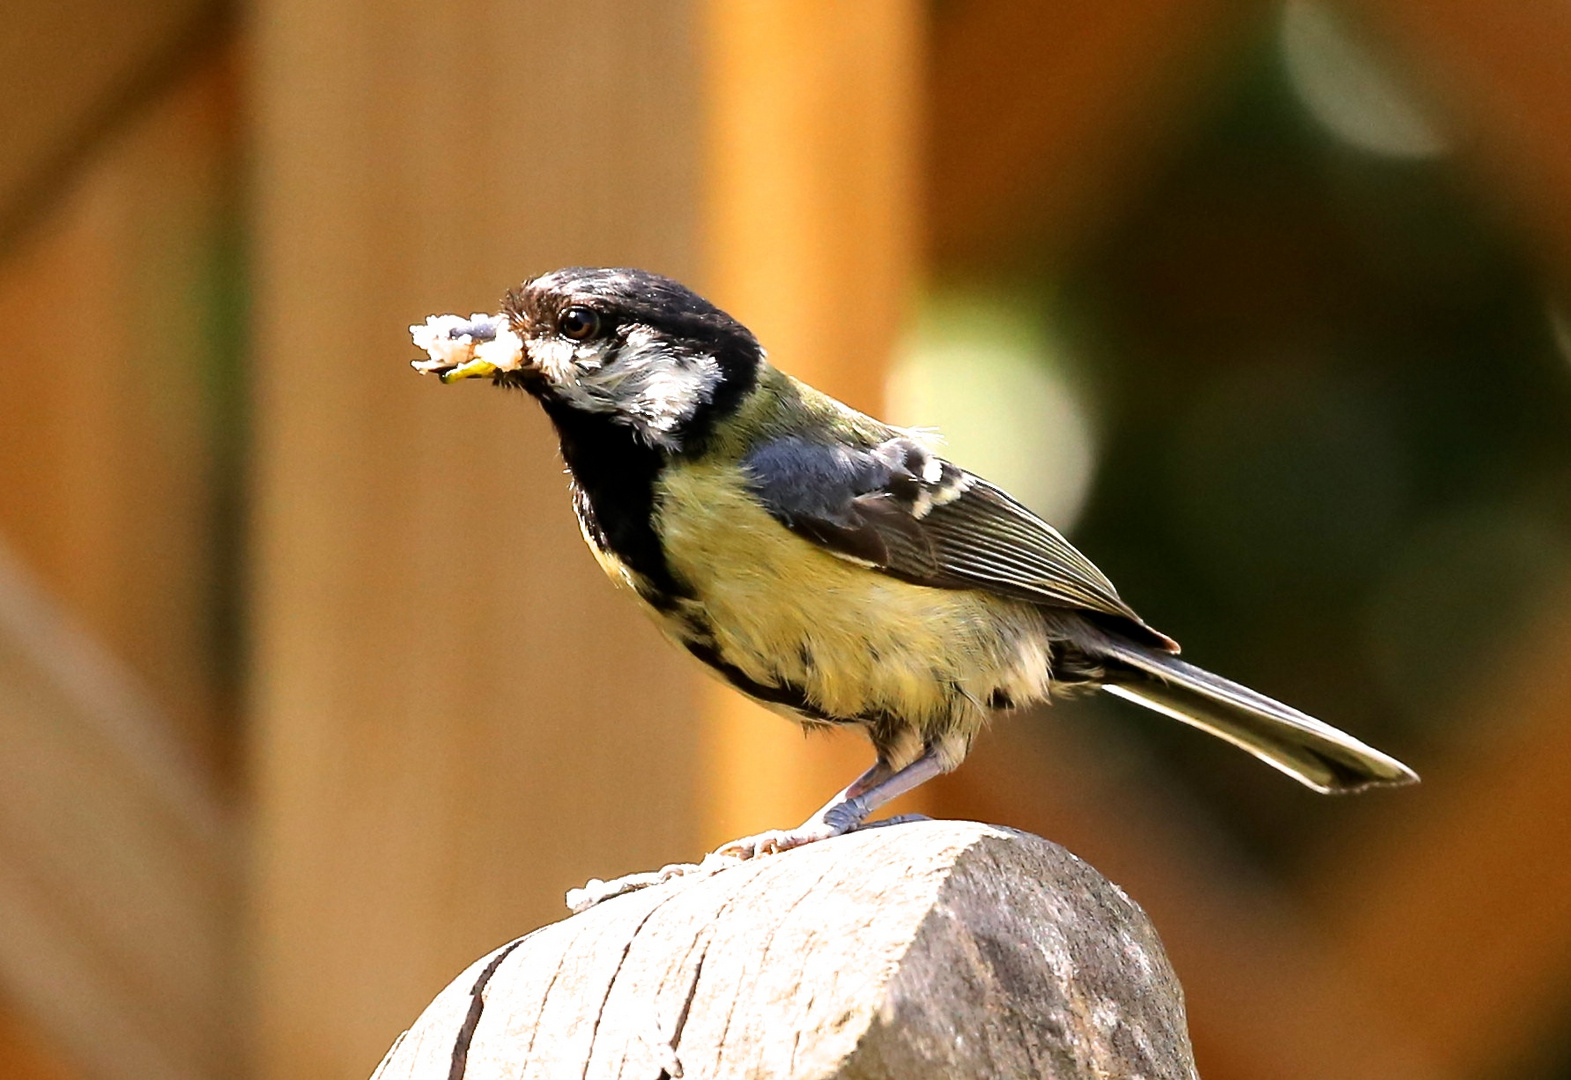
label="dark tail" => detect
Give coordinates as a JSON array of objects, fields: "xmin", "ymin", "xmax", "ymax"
[{"xmin": 1093, "ymin": 638, "xmax": 1418, "ymax": 793}]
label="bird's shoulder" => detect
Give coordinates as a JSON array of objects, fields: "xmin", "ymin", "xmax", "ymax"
[
  {"xmin": 694, "ymin": 364, "xmax": 895, "ymax": 464},
  {"xmin": 715, "ymin": 379, "xmax": 1175, "ymax": 649}
]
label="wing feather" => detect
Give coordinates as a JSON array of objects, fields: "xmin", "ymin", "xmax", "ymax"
[{"xmin": 741, "ymin": 435, "xmax": 1173, "ymax": 647}]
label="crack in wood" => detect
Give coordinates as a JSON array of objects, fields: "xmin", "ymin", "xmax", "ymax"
[
  {"xmin": 448, "ymin": 938, "xmax": 525, "ymax": 1080},
  {"xmin": 653, "ymin": 945, "xmax": 708, "ymax": 1079},
  {"xmin": 642, "ymin": 872, "xmax": 754, "ymax": 1077},
  {"xmin": 582, "ymin": 889, "xmax": 689, "ymax": 1079},
  {"xmin": 519, "ymin": 946, "xmax": 563, "ymax": 1064},
  {"xmin": 669, "ymin": 947, "xmax": 705, "ymax": 1052},
  {"xmin": 377, "ymin": 825, "xmax": 1199, "ymax": 1080},
  {"xmin": 710, "ymin": 858, "xmax": 842, "ymax": 1076}
]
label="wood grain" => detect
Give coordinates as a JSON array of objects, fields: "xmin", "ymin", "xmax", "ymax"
[{"xmin": 372, "ymin": 822, "xmax": 1197, "ymax": 1080}]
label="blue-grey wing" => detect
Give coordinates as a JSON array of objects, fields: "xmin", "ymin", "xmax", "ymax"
[{"xmin": 740, "ymin": 435, "xmax": 1174, "ymax": 648}]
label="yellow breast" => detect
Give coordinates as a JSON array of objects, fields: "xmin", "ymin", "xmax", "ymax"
[{"xmin": 648, "ymin": 461, "xmax": 1056, "ymax": 753}]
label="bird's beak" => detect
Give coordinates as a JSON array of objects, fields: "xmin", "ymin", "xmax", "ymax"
[{"xmin": 436, "ymin": 358, "xmax": 498, "ymax": 383}]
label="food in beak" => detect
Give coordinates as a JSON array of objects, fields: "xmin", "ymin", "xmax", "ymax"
[{"xmin": 410, "ymin": 313, "xmax": 524, "ymax": 381}]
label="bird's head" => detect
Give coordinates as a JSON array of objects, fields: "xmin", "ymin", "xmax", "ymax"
[{"xmin": 414, "ymin": 267, "xmax": 762, "ymax": 451}]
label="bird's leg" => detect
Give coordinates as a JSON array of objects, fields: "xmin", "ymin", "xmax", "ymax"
[
  {"xmin": 715, "ymin": 749, "xmax": 945, "ymax": 860},
  {"xmin": 565, "ymin": 752, "xmax": 944, "ymax": 913}
]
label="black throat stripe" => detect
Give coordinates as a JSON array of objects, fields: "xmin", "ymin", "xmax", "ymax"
[
  {"xmin": 536, "ymin": 336, "xmax": 758, "ymax": 607},
  {"xmin": 682, "ymin": 639, "xmax": 843, "ymax": 722},
  {"xmin": 544, "ymin": 402, "xmax": 691, "ymax": 604}
]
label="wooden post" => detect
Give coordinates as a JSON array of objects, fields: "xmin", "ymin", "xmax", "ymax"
[{"xmin": 371, "ymin": 822, "xmax": 1197, "ymax": 1080}]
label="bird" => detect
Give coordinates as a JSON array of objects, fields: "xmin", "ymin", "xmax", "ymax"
[{"xmin": 410, "ymin": 266, "xmax": 1417, "ymax": 858}]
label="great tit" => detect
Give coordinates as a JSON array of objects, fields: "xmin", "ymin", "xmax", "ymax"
[{"xmin": 411, "ymin": 267, "xmax": 1417, "ymax": 857}]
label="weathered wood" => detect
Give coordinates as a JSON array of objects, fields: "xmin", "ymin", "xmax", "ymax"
[{"xmin": 372, "ymin": 821, "xmax": 1197, "ymax": 1080}]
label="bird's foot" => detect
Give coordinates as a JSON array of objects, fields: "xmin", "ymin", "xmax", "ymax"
[
  {"xmin": 564, "ymin": 814, "xmax": 937, "ymax": 913},
  {"xmin": 712, "ymin": 822, "xmax": 841, "ymax": 861},
  {"xmin": 713, "ymin": 812, "xmax": 934, "ymax": 860}
]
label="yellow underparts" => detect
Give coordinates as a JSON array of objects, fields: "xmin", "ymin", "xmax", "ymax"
[{"xmin": 638, "ymin": 462, "xmax": 1058, "ymax": 771}]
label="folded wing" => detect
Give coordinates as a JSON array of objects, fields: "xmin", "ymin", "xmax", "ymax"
[{"xmin": 740, "ymin": 435, "xmax": 1175, "ymax": 650}]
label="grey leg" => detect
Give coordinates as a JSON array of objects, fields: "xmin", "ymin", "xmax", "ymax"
[
  {"xmin": 566, "ymin": 751, "xmax": 946, "ymax": 912},
  {"xmin": 716, "ymin": 749, "xmax": 946, "ymax": 859}
]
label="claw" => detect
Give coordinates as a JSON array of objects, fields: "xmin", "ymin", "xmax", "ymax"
[{"xmin": 714, "ymin": 822, "xmax": 841, "ymax": 861}]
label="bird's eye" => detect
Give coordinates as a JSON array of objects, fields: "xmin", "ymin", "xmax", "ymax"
[{"xmin": 558, "ymin": 307, "xmax": 601, "ymax": 341}]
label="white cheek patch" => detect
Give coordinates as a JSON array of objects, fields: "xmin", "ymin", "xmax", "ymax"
[
  {"xmin": 539, "ymin": 326, "xmax": 723, "ymax": 449},
  {"xmin": 530, "ymin": 337, "xmax": 586, "ymax": 385}
]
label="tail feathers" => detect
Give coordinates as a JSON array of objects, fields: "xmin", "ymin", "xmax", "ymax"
[{"xmin": 1095, "ymin": 642, "xmax": 1418, "ymax": 794}]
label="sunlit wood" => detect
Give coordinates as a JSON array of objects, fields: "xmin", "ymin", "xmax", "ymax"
[
  {"xmin": 9, "ymin": 3, "xmax": 1570, "ymax": 1078},
  {"xmin": 699, "ymin": 0, "xmax": 924, "ymax": 846},
  {"xmin": 933, "ymin": 720, "xmax": 1435, "ymax": 1080},
  {"xmin": 376, "ymin": 823, "xmax": 1197, "ymax": 1080}
]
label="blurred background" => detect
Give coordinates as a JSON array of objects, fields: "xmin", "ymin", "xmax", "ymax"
[{"xmin": 3, "ymin": 1, "xmax": 1571, "ymax": 1077}]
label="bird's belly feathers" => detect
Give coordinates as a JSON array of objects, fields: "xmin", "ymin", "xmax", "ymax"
[{"xmin": 632, "ymin": 462, "xmax": 1058, "ymax": 756}]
